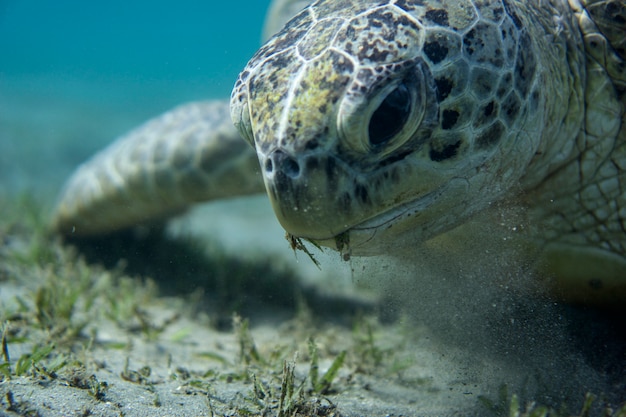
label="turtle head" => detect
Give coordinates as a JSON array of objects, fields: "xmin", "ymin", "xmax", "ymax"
[{"xmin": 231, "ymin": 0, "xmax": 541, "ymax": 256}]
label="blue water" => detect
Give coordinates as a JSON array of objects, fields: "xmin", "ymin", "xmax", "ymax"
[{"xmin": 0, "ymin": 1, "xmax": 271, "ymax": 196}]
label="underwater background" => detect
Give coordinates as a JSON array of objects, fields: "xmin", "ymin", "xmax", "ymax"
[{"xmin": 0, "ymin": 0, "xmax": 271, "ymax": 197}]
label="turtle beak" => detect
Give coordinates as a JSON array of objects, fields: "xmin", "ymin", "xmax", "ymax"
[{"xmin": 260, "ymin": 149, "xmax": 359, "ymax": 241}]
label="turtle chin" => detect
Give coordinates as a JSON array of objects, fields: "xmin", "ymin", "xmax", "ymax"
[
  {"xmin": 310, "ymin": 197, "xmax": 438, "ymax": 258},
  {"xmin": 307, "ymin": 180, "xmax": 468, "ymax": 258},
  {"xmin": 262, "ymin": 149, "xmax": 472, "ymax": 258}
]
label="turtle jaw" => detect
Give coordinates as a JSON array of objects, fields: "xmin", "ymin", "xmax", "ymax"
[
  {"xmin": 308, "ymin": 185, "xmax": 451, "ymax": 257},
  {"xmin": 276, "ymin": 175, "xmax": 473, "ymax": 258},
  {"xmin": 259, "ymin": 144, "xmax": 473, "ymax": 257},
  {"xmin": 263, "ymin": 153, "xmax": 465, "ymax": 258}
]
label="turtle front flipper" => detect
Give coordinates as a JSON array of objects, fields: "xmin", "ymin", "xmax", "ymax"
[{"xmin": 52, "ymin": 100, "xmax": 264, "ymax": 237}]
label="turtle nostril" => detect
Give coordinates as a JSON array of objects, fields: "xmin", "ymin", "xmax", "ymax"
[
  {"xmin": 282, "ymin": 157, "xmax": 300, "ymax": 178},
  {"xmin": 267, "ymin": 150, "xmax": 301, "ymax": 179}
]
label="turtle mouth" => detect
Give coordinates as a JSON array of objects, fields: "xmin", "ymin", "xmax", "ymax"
[{"xmin": 311, "ymin": 185, "xmax": 449, "ymax": 257}]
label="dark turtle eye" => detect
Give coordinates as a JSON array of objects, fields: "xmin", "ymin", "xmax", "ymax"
[{"xmin": 368, "ymin": 83, "xmax": 412, "ymax": 147}]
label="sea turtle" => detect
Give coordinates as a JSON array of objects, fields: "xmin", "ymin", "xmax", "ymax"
[{"xmin": 52, "ymin": 0, "xmax": 626, "ymax": 306}]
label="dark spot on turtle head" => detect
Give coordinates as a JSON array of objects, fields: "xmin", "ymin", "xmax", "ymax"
[
  {"xmin": 501, "ymin": 91, "xmax": 521, "ymax": 126},
  {"xmin": 463, "ymin": 23, "xmax": 505, "ymax": 67},
  {"xmin": 381, "ymin": 166, "xmax": 402, "ymax": 184},
  {"xmin": 441, "ymin": 109, "xmax": 460, "ymax": 129},
  {"xmin": 484, "ymin": 101, "xmax": 495, "ymax": 117},
  {"xmin": 266, "ymin": 54, "xmax": 292, "ymax": 72},
  {"xmin": 395, "ymin": 41, "xmax": 406, "ymax": 51},
  {"xmin": 473, "ymin": 100, "xmax": 499, "ymax": 128},
  {"xmin": 325, "ymin": 157, "xmax": 339, "ymax": 191},
  {"xmin": 368, "ymin": 10, "xmax": 400, "ymax": 41},
  {"xmin": 463, "ymin": 29, "xmax": 478, "ymax": 56},
  {"xmin": 345, "ymin": 25, "xmax": 356, "ymax": 41},
  {"xmin": 305, "ymin": 138, "xmax": 320, "ymax": 151},
  {"xmin": 424, "ymin": 9, "xmax": 449, "ymax": 26},
  {"xmin": 379, "ymin": 149, "xmax": 413, "ymax": 167},
  {"xmin": 475, "ymin": 121, "xmax": 505, "ymax": 149},
  {"xmin": 496, "ymin": 72, "xmax": 513, "ymax": 99},
  {"xmin": 502, "ymin": 0, "xmax": 523, "ymax": 29},
  {"xmin": 514, "ymin": 31, "xmax": 536, "ymax": 97},
  {"xmin": 331, "ymin": 55, "xmax": 354, "ymax": 77},
  {"xmin": 429, "ymin": 140, "xmax": 462, "ymax": 161},
  {"xmin": 274, "ymin": 170, "xmax": 292, "ymax": 194},
  {"xmin": 395, "ymin": 0, "xmax": 426, "ymax": 11},
  {"xmin": 423, "ymin": 40, "xmax": 449, "ymax": 64},
  {"xmin": 283, "ymin": 126, "xmax": 297, "ymax": 144},
  {"xmin": 359, "ymin": 47, "xmax": 391, "ymax": 63},
  {"xmin": 435, "ymin": 76, "xmax": 454, "ymax": 101},
  {"xmin": 492, "ymin": 7, "xmax": 504, "ymax": 21},
  {"xmin": 530, "ymin": 89, "xmax": 540, "ymax": 109},
  {"xmin": 354, "ymin": 183, "xmax": 370, "ymax": 205}
]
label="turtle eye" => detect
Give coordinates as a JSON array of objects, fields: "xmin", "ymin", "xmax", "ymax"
[{"xmin": 368, "ymin": 82, "xmax": 412, "ymax": 147}]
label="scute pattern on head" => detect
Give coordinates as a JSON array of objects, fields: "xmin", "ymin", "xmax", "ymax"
[
  {"xmin": 297, "ymin": 18, "xmax": 345, "ymax": 60},
  {"xmin": 395, "ymin": 0, "xmax": 478, "ymax": 30},
  {"xmin": 279, "ymin": 51, "xmax": 355, "ymax": 152},
  {"xmin": 334, "ymin": 7, "xmax": 423, "ymax": 65}
]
